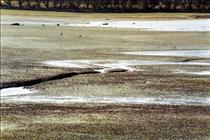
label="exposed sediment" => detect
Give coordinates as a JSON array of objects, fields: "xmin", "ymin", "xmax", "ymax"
[
  {"xmin": 1, "ymin": 0, "xmax": 210, "ymax": 12},
  {"xmin": 2, "ymin": 103, "xmax": 210, "ymax": 115}
]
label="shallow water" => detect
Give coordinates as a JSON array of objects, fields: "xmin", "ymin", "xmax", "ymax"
[
  {"xmin": 2, "ymin": 15, "xmax": 209, "ymax": 32},
  {"xmin": 0, "ymin": 87, "xmax": 36, "ymax": 97},
  {"xmin": 43, "ymin": 60, "xmax": 210, "ymax": 72},
  {"xmin": 69, "ymin": 19, "xmax": 210, "ymax": 32},
  {"xmin": 123, "ymin": 50, "xmax": 210, "ymax": 58},
  {"xmin": 2, "ymin": 95, "xmax": 210, "ymax": 106},
  {"xmin": 175, "ymin": 70, "xmax": 210, "ymax": 76}
]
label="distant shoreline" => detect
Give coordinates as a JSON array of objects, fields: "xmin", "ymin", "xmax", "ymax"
[
  {"xmin": 1, "ymin": 0, "xmax": 210, "ymax": 13},
  {"xmin": 1, "ymin": 7, "xmax": 210, "ymax": 13}
]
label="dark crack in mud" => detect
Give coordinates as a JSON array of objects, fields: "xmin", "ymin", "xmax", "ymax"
[
  {"xmin": 178, "ymin": 58, "xmax": 208, "ymax": 63},
  {"xmin": 0, "ymin": 71, "xmax": 100, "ymax": 89}
]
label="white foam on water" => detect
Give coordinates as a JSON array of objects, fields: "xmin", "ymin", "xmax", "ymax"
[
  {"xmin": 0, "ymin": 87, "xmax": 36, "ymax": 97},
  {"xmin": 68, "ymin": 19, "xmax": 210, "ymax": 32},
  {"xmin": 3, "ymin": 95, "xmax": 210, "ymax": 106},
  {"xmin": 122, "ymin": 50, "xmax": 210, "ymax": 58}
]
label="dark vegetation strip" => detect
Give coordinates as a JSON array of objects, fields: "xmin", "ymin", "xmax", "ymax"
[
  {"xmin": 0, "ymin": 71, "xmax": 100, "ymax": 89},
  {"xmin": 1, "ymin": 0, "xmax": 210, "ymax": 12}
]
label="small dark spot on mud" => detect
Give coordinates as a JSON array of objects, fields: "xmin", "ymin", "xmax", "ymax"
[
  {"xmin": 178, "ymin": 58, "xmax": 206, "ymax": 63},
  {"xmin": 105, "ymin": 68, "xmax": 128, "ymax": 73},
  {"xmin": 95, "ymin": 68, "xmax": 129, "ymax": 73},
  {"xmin": 56, "ymin": 24, "xmax": 60, "ymax": 26},
  {"xmin": 191, "ymin": 15, "xmax": 210, "ymax": 19},
  {"xmin": 102, "ymin": 23, "xmax": 109, "ymax": 25}
]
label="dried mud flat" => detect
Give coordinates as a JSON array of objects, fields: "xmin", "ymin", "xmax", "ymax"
[
  {"xmin": 1, "ymin": 10, "xmax": 210, "ymax": 139},
  {"xmin": 1, "ymin": 103, "xmax": 210, "ymax": 139}
]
